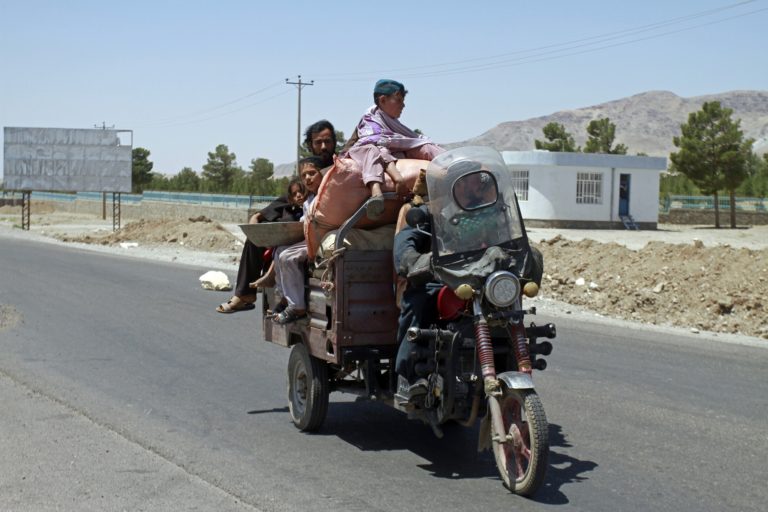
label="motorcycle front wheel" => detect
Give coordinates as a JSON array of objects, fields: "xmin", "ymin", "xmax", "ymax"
[{"xmin": 491, "ymin": 388, "xmax": 549, "ymax": 496}]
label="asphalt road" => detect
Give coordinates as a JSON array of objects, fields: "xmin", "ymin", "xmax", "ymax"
[{"xmin": 1, "ymin": 237, "xmax": 766, "ymax": 512}]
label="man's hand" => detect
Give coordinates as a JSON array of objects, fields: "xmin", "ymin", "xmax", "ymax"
[{"xmin": 394, "ymin": 179, "xmax": 409, "ymax": 199}]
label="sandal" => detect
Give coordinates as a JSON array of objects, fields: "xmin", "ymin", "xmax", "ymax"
[
  {"xmin": 366, "ymin": 194, "xmax": 385, "ymax": 220},
  {"xmin": 216, "ymin": 298, "xmax": 256, "ymax": 314},
  {"xmin": 268, "ymin": 300, "xmax": 288, "ymax": 315},
  {"xmin": 273, "ymin": 307, "xmax": 307, "ymax": 325}
]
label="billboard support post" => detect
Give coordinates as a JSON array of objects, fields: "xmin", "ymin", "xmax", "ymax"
[{"xmin": 21, "ymin": 191, "xmax": 31, "ymax": 230}]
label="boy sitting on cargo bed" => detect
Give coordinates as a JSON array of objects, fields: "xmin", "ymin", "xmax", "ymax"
[
  {"xmin": 270, "ymin": 156, "xmax": 324, "ymax": 324},
  {"xmin": 344, "ymin": 79, "xmax": 444, "ymax": 220}
]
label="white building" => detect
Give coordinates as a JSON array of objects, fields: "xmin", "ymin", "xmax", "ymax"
[{"xmin": 502, "ymin": 151, "xmax": 668, "ymax": 229}]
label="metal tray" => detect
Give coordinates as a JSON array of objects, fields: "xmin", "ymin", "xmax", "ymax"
[{"xmin": 239, "ymin": 221, "xmax": 305, "ymax": 247}]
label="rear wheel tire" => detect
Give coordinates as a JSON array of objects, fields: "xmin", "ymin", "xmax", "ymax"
[
  {"xmin": 491, "ymin": 388, "xmax": 549, "ymax": 496},
  {"xmin": 287, "ymin": 343, "xmax": 329, "ymax": 432}
]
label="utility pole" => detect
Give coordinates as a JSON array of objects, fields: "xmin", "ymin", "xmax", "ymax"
[{"xmin": 285, "ymin": 75, "xmax": 314, "ymax": 174}]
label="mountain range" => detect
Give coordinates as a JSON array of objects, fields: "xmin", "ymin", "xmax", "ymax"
[
  {"xmin": 451, "ymin": 90, "xmax": 767, "ymax": 158},
  {"xmin": 275, "ymin": 90, "xmax": 767, "ymax": 177}
]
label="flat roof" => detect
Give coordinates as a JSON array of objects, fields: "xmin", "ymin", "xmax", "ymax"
[{"xmin": 502, "ymin": 150, "xmax": 667, "ymax": 170}]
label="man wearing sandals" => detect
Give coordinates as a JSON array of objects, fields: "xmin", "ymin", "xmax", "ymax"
[{"xmin": 216, "ymin": 120, "xmax": 337, "ymax": 313}]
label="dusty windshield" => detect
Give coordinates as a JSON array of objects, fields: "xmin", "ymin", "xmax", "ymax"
[{"xmin": 426, "ymin": 147, "xmax": 525, "ymax": 259}]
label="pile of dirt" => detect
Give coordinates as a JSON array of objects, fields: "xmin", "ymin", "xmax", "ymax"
[
  {"xmin": 36, "ymin": 213, "xmax": 768, "ymax": 339},
  {"xmin": 534, "ymin": 236, "xmax": 768, "ymax": 339},
  {"xmin": 57, "ymin": 216, "xmax": 242, "ymax": 253}
]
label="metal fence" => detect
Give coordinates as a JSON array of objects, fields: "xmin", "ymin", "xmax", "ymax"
[
  {"xmin": 27, "ymin": 190, "xmax": 278, "ymax": 209},
  {"xmin": 660, "ymin": 195, "xmax": 767, "ymax": 213},
  {"xmin": 22, "ymin": 191, "xmax": 766, "ymax": 215}
]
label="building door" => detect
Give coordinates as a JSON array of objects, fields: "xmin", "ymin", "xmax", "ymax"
[{"xmin": 619, "ymin": 174, "xmax": 630, "ymax": 216}]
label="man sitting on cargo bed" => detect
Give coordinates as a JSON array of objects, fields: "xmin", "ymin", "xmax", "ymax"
[{"xmin": 215, "ymin": 120, "xmax": 337, "ymax": 313}]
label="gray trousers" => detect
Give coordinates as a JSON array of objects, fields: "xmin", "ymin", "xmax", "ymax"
[{"xmin": 274, "ymin": 240, "xmax": 308, "ymax": 309}]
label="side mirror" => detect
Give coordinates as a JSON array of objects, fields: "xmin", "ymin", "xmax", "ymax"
[{"xmin": 405, "ymin": 206, "xmax": 428, "ymax": 228}]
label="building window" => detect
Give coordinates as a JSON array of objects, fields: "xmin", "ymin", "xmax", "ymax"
[
  {"xmin": 576, "ymin": 172, "xmax": 603, "ymax": 204},
  {"xmin": 510, "ymin": 169, "xmax": 529, "ymax": 201}
]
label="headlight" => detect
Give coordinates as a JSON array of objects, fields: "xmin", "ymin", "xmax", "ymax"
[{"xmin": 484, "ymin": 271, "xmax": 520, "ymax": 307}]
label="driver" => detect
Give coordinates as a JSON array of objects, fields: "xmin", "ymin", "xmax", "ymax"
[
  {"xmin": 453, "ymin": 168, "xmax": 495, "ymax": 209},
  {"xmin": 426, "ymin": 161, "xmax": 500, "ymax": 258},
  {"xmin": 392, "ymin": 159, "xmax": 493, "ymax": 404}
]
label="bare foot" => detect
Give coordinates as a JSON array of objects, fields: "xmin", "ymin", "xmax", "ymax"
[
  {"xmin": 370, "ymin": 182, "xmax": 383, "ymax": 198},
  {"xmin": 250, "ymin": 263, "xmax": 276, "ymax": 288},
  {"xmin": 250, "ymin": 272, "xmax": 276, "ymax": 289}
]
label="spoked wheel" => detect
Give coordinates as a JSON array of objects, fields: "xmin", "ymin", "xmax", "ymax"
[
  {"xmin": 287, "ymin": 343, "xmax": 329, "ymax": 432},
  {"xmin": 491, "ymin": 388, "xmax": 549, "ymax": 496}
]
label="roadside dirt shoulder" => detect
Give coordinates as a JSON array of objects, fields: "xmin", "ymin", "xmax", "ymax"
[{"xmin": 2, "ymin": 207, "xmax": 766, "ymax": 341}]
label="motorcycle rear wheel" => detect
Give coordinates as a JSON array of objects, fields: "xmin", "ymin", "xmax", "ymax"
[
  {"xmin": 491, "ymin": 388, "xmax": 549, "ymax": 496},
  {"xmin": 287, "ymin": 343, "xmax": 329, "ymax": 432}
]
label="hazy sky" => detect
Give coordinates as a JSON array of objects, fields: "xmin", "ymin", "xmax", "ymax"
[{"xmin": 1, "ymin": 0, "xmax": 766, "ymax": 177}]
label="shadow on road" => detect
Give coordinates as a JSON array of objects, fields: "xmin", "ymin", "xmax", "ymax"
[
  {"xmin": 319, "ymin": 400, "xmax": 497, "ymax": 479},
  {"xmin": 247, "ymin": 406, "xmax": 289, "ymax": 415},
  {"xmin": 310, "ymin": 400, "xmax": 598, "ymax": 498},
  {"xmin": 533, "ymin": 423, "xmax": 598, "ymax": 505}
]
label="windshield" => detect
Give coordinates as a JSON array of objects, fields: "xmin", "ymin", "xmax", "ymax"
[{"xmin": 426, "ymin": 147, "xmax": 525, "ymax": 260}]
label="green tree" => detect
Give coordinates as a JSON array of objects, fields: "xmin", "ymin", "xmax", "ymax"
[
  {"xmin": 148, "ymin": 173, "xmax": 170, "ymax": 191},
  {"xmin": 201, "ymin": 144, "xmax": 243, "ymax": 193},
  {"xmin": 722, "ymin": 137, "xmax": 754, "ymax": 226},
  {"xmin": 583, "ymin": 118, "xmax": 627, "ymax": 154},
  {"xmin": 761, "ymin": 153, "xmax": 768, "ymax": 198},
  {"xmin": 248, "ymin": 158, "xmax": 274, "ymax": 195},
  {"xmin": 334, "ymin": 130, "xmax": 347, "ymax": 155},
  {"xmin": 169, "ymin": 167, "xmax": 201, "ymax": 192},
  {"xmin": 534, "ymin": 122, "xmax": 579, "ymax": 152},
  {"xmin": 735, "ymin": 149, "xmax": 768, "ymax": 198},
  {"xmin": 670, "ymin": 101, "xmax": 750, "ymax": 228},
  {"xmin": 659, "ymin": 172, "xmax": 699, "ymax": 197},
  {"xmin": 131, "ymin": 147, "xmax": 154, "ymax": 193},
  {"xmin": 271, "ymin": 176, "xmax": 291, "ymax": 196}
]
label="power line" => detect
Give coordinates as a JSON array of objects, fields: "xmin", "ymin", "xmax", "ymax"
[
  {"xmin": 392, "ymin": 6, "xmax": 768, "ymax": 79},
  {"xmin": 135, "ymin": 80, "xmax": 284, "ymax": 128},
  {"xmin": 314, "ymin": 0, "xmax": 763, "ymax": 81},
  {"xmin": 143, "ymin": 89, "xmax": 292, "ymax": 129}
]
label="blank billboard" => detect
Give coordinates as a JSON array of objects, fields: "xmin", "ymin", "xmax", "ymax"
[{"xmin": 3, "ymin": 127, "xmax": 132, "ymax": 192}]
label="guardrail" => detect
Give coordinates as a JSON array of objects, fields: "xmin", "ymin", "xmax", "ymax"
[{"xmin": 660, "ymin": 195, "xmax": 767, "ymax": 213}]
